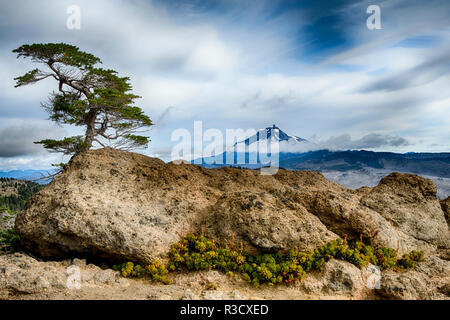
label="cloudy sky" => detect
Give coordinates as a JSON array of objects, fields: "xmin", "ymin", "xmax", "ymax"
[{"xmin": 0, "ymin": 0, "xmax": 449, "ymax": 170}]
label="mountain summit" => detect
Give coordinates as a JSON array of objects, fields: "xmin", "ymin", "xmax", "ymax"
[{"xmin": 235, "ymin": 125, "xmax": 309, "ymax": 146}]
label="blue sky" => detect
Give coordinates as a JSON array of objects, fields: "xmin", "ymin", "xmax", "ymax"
[{"xmin": 0, "ymin": 0, "xmax": 449, "ymax": 169}]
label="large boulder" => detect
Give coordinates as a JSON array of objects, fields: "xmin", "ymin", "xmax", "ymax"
[
  {"xmin": 376, "ymin": 251, "xmax": 450, "ymax": 300},
  {"xmin": 360, "ymin": 173, "xmax": 449, "ymax": 250},
  {"xmin": 204, "ymin": 191, "xmax": 338, "ymax": 253},
  {"xmin": 15, "ymin": 148, "xmax": 450, "ymax": 264}
]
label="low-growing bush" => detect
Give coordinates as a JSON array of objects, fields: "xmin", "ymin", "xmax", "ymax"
[
  {"xmin": 0, "ymin": 228, "xmax": 22, "ymax": 254},
  {"xmin": 112, "ymin": 260, "xmax": 172, "ymax": 284},
  {"xmin": 205, "ymin": 283, "xmax": 217, "ymax": 290},
  {"xmin": 397, "ymin": 250, "xmax": 425, "ymax": 269},
  {"xmin": 115, "ymin": 233, "xmax": 425, "ymax": 287}
]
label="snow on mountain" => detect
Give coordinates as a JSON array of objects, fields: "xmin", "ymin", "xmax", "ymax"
[
  {"xmin": 232, "ymin": 125, "xmax": 315, "ymax": 153},
  {"xmin": 235, "ymin": 125, "xmax": 307, "ymax": 145}
]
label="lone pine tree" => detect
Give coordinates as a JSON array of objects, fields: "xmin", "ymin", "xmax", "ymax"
[{"xmin": 13, "ymin": 43, "xmax": 153, "ymax": 156}]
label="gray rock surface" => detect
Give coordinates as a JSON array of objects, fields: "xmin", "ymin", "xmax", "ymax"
[
  {"xmin": 0, "ymin": 252, "xmax": 448, "ymax": 300},
  {"xmin": 0, "ymin": 253, "xmax": 127, "ymax": 294},
  {"xmin": 376, "ymin": 256, "xmax": 450, "ymax": 300},
  {"xmin": 299, "ymin": 260, "xmax": 365, "ymax": 296},
  {"xmin": 360, "ymin": 173, "xmax": 449, "ymax": 250},
  {"xmin": 320, "ymin": 260, "xmax": 365, "ymax": 294},
  {"xmin": 321, "ymin": 169, "xmax": 450, "ymax": 200},
  {"xmin": 206, "ymin": 191, "xmax": 338, "ymax": 253},
  {"xmin": 377, "ymin": 271, "xmax": 433, "ymax": 300}
]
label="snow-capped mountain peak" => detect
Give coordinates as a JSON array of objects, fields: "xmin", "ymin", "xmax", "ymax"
[{"xmin": 235, "ymin": 125, "xmax": 309, "ymax": 146}]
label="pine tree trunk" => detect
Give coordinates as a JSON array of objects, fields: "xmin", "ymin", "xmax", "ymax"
[{"xmin": 84, "ymin": 109, "xmax": 97, "ymax": 151}]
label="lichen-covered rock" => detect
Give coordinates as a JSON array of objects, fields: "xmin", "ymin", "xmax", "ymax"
[
  {"xmin": 15, "ymin": 148, "xmax": 449, "ymax": 265},
  {"xmin": 360, "ymin": 173, "xmax": 449, "ymax": 250},
  {"xmin": 0, "ymin": 253, "xmax": 67, "ymax": 294},
  {"xmin": 376, "ymin": 256, "xmax": 450, "ymax": 300},
  {"xmin": 0, "ymin": 253, "xmax": 127, "ymax": 295},
  {"xmin": 320, "ymin": 260, "xmax": 365, "ymax": 294},
  {"xmin": 0, "ymin": 252, "xmax": 448, "ymax": 300},
  {"xmin": 181, "ymin": 289, "xmax": 199, "ymax": 300},
  {"xmin": 200, "ymin": 289, "xmax": 245, "ymax": 300},
  {"xmin": 299, "ymin": 260, "xmax": 365, "ymax": 296},
  {"xmin": 205, "ymin": 191, "xmax": 338, "ymax": 253},
  {"xmin": 377, "ymin": 271, "xmax": 438, "ymax": 300}
]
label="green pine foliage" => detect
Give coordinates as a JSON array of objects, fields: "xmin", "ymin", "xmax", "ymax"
[
  {"xmin": 13, "ymin": 43, "xmax": 153, "ymax": 156},
  {"xmin": 0, "ymin": 178, "xmax": 44, "ymax": 212},
  {"xmin": 0, "ymin": 228, "xmax": 22, "ymax": 254},
  {"xmin": 0, "ymin": 206, "xmax": 15, "ymax": 229},
  {"xmin": 115, "ymin": 233, "xmax": 425, "ymax": 287},
  {"xmin": 0, "ymin": 205, "xmax": 18, "ymax": 255},
  {"xmin": 0, "ymin": 179, "xmax": 43, "ymax": 255}
]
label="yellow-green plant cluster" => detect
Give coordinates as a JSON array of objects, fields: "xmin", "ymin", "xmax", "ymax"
[
  {"xmin": 112, "ymin": 260, "xmax": 172, "ymax": 284},
  {"xmin": 167, "ymin": 234, "xmax": 424, "ymax": 287},
  {"xmin": 114, "ymin": 234, "xmax": 425, "ymax": 287}
]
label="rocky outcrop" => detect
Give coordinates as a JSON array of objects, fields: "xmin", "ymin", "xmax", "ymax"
[
  {"xmin": 441, "ymin": 197, "xmax": 450, "ymax": 228},
  {"xmin": 299, "ymin": 260, "xmax": 365, "ymax": 296},
  {"xmin": 0, "ymin": 253, "xmax": 128, "ymax": 295},
  {"xmin": 2, "ymin": 251, "xmax": 448, "ymax": 300},
  {"xmin": 15, "ymin": 148, "xmax": 449, "ymax": 265},
  {"xmin": 361, "ymin": 173, "xmax": 449, "ymax": 250},
  {"xmin": 375, "ymin": 254, "xmax": 450, "ymax": 300},
  {"xmin": 205, "ymin": 191, "xmax": 338, "ymax": 253}
]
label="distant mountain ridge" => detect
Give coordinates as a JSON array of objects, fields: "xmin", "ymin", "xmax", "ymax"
[
  {"xmin": 196, "ymin": 149, "xmax": 450, "ymax": 177},
  {"xmin": 279, "ymin": 150, "xmax": 450, "ymax": 178},
  {"xmin": 193, "ymin": 125, "xmax": 450, "ymax": 198},
  {"xmin": 195, "ymin": 124, "xmax": 450, "ymax": 177},
  {"xmin": 0, "ymin": 170, "xmax": 51, "ymax": 183}
]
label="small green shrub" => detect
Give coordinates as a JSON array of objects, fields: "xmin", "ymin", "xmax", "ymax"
[
  {"xmin": 112, "ymin": 259, "xmax": 172, "ymax": 284},
  {"xmin": 409, "ymin": 250, "xmax": 425, "ymax": 262},
  {"xmin": 115, "ymin": 233, "xmax": 425, "ymax": 287},
  {"xmin": 397, "ymin": 250, "xmax": 424, "ymax": 269},
  {"xmin": 1, "ymin": 206, "xmax": 23, "ymax": 255},
  {"xmin": 205, "ymin": 283, "xmax": 217, "ymax": 290},
  {"xmin": 0, "ymin": 228, "xmax": 22, "ymax": 254}
]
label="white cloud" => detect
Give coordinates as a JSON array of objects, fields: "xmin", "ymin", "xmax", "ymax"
[
  {"xmin": 0, "ymin": 118, "xmax": 67, "ymax": 157},
  {"xmin": 0, "ymin": 0, "xmax": 449, "ymax": 169}
]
